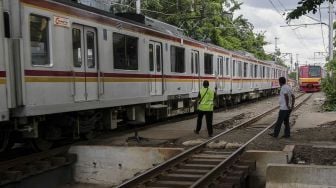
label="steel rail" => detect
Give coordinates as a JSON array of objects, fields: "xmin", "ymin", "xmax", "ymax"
[
  {"xmin": 117, "ymin": 93, "xmax": 307, "ymax": 187},
  {"xmin": 191, "ymin": 93, "xmax": 312, "ymax": 187}
]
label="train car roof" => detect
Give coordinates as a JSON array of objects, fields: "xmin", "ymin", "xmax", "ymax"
[{"xmin": 52, "ymin": 0, "xmax": 282, "ymax": 66}]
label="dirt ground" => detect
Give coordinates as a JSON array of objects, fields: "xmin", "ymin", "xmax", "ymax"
[{"xmin": 246, "ymin": 92, "xmax": 336, "ymax": 165}]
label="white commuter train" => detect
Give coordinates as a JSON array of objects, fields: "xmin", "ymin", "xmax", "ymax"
[{"xmin": 0, "ymin": 0, "xmax": 287, "ymax": 151}]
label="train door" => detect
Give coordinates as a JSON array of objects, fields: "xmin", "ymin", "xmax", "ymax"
[
  {"xmin": 72, "ymin": 24, "xmax": 98, "ymax": 102},
  {"xmin": 216, "ymin": 56, "xmax": 224, "ymax": 91},
  {"xmin": 191, "ymin": 50, "xmax": 199, "ymax": 92},
  {"xmin": 149, "ymin": 41, "xmax": 163, "ymax": 96}
]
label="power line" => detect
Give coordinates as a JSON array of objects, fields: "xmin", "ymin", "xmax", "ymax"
[
  {"xmin": 267, "ymin": 0, "xmax": 309, "ymax": 49},
  {"xmin": 276, "ymin": 0, "xmax": 286, "ymax": 11}
]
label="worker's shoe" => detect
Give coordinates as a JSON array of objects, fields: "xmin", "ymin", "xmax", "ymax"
[{"xmin": 268, "ymin": 133, "xmax": 277, "ymax": 138}]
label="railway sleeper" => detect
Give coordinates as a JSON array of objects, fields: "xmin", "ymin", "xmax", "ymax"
[
  {"xmin": 202, "ymin": 150, "xmax": 233, "ymax": 155},
  {"xmin": 188, "ymin": 158, "xmax": 223, "ymax": 165},
  {"xmin": 192, "ymin": 153, "xmax": 229, "ymax": 159},
  {"xmin": 170, "ymin": 168, "xmax": 209, "ymax": 175},
  {"xmin": 158, "ymin": 173, "xmax": 203, "ymax": 181},
  {"xmin": 146, "ymin": 180, "xmax": 194, "ymax": 188},
  {"xmin": 179, "ymin": 163, "xmax": 216, "ymax": 170}
]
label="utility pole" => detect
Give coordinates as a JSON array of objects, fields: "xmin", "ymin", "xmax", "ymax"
[
  {"xmin": 329, "ymin": 1, "xmax": 333, "ymax": 61},
  {"xmin": 136, "ymin": 0, "xmax": 141, "ymax": 14},
  {"xmin": 274, "ymin": 37, "xmax": 279, "ymax": 61},
  {"xmin": 296, "ymin": 54, "xmax": 299, "ymax": 85},
  {"xmin": 281, "ymin": 53, "xmax": 293, "ymax": 71}
]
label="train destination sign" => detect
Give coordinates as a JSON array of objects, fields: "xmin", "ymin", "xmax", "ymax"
[{"xmin": 53, "ymin": 16, "xmax": 70, "ymax": 28}]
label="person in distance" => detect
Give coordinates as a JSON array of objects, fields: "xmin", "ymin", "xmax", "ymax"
[
  {"xmin": 269, "ymin": 77, "xmax": 295, "ymax": 138},
  {"xmin": 194, "ymin": 80, "xmax": 217, "ymax": 137}
]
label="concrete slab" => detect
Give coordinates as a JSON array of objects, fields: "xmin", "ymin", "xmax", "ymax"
[
  {"xmin": 266, "ymin": 164, "xmax": 336, "ymax": 188},
  {"xmin": 241, "ymin": 145, "xmax": 295, "ymax": 188},
  {"xmin": 68, "ymin": 146, "xmax": 182, "ymax": 187},
  {"xmin": 294, "ymin": 112, "xmax": 336, "ymax": 130}
]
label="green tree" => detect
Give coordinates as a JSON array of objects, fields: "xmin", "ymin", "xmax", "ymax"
[
  {"xmin": 111, "ymin": 0, "xmax": 273, "ymax": 60},
  {"xmin": 288, "ymin": 72, "xmax": 297, "ymax": 80},
  {"xmin": 286, "ymin": 0, "xmax": 334, "ymax": 21}
]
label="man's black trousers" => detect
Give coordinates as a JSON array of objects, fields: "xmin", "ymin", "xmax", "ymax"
[
  {"xmin": 273, "ymin": 110, "xmax": 291, "ymax": 137},
  {"xmin": 196, "ymin": 110, "xmax": 213, "ymax": 136}
]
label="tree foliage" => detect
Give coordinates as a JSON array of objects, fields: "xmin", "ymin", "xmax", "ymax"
[
  {"xmin": 111, "ymin": 0, "xmax": 273, "ymax": 60},
  {"xmin": 286, "ymin": 0, "xmax": 334, "ymax": 21}
]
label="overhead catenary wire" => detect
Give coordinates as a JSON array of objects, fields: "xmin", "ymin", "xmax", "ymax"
[{"xmin": 267, "ymin": 0, "xmax": 309, "ymax": 49}]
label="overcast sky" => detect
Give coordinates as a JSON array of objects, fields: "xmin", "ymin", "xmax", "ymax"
[{"xmin": 235, "ymin": 0, "xmax": 331, "ymax": 68}]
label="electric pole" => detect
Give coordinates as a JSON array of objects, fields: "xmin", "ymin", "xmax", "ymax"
[
  {"xmin": 136, "ymin": 0, "xmax": 141, "ymax": 14},
  {"xmin": 296, "ymin": 54, "xmax": 299, "ymax": 84}
]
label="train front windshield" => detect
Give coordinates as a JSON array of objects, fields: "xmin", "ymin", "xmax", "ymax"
[{"xmin": 309, "ymin": 66, "xmax": 321, "ymax": 77}]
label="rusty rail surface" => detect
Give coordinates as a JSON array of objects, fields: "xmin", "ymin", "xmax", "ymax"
[{"xmin": 118, "ymin": 93, "xmax": 309, "ymax": 188}]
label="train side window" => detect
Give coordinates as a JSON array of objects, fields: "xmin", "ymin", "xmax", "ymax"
[
  {"xmin": 30, "ymin": 14, "xmax": 50, "ymax": 66},
  {"xmin": 250, "ymin": 64, "xmax": 253, "ymax": 78},
  {"xmin": 149, "ymin": 44, "xmax": 154, "ymax": 71},
  {"xmin": 86, "ymin": 31, "xmax": 95, "ymax": 68},
  {"xmin": 238, "ymin": 61, "xmax": 242, "ymax": 77},
  {"xmin": 243, "ymin": 62, "xmax": 248, "ymax": 78},
  {"xmin": 254, "ymin": 65, "xmax": 258, "ymax": 78},
  {"xmin": 232, "ymin": 60, "xmax": 236, "ymax": 77},
  {"xmin": 156, "ymin": 45, "xmax": 161, "ymax": 72},
  {"xmin": 113, "ymin": 33, "xmax": 138, "ymax": 70},
  {"xmin": 72, "ymin": 28, "xmax": 82, "ymax": 67},
  {"xmin": 262, "ymin": 66, "xmax": 265, "ymax": 78},
  {"xmin": 225, "ymin": 58, "xmax": 230, "ymax": 76},
  {"xmin": 204, "ymin": 53, "xmax": 213, "ymax": 74},
  {"xmin": 170, "ymin": 46, "xmax": 185, "ymax": 73}
]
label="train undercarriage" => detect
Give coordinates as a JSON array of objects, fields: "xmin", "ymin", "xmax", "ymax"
[{"xmin": 0, "ymin": 89, "xmax": 279, "ymax": 152}]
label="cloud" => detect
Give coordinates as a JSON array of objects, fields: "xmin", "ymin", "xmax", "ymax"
[{"xmin": 235, "ymin": 1, "xmax": 328, "ymax": 66}]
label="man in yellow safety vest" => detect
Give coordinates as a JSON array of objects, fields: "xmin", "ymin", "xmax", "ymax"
[{"xmin": 194, "ymin": 80, "xmax": 217, "ymax": 137}]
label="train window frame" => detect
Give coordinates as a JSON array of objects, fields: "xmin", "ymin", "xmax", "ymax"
[
  {"xmin": 217, "ymin": 56, "xmax": 224, "ymax": 76},
  {"xmin": 225, "ymin": 57, "xmax": 230, "ymax": 76},
  {"xmin": 29, "ymin": 14, "xmax": 53, "ymax": 67},
  {"xmin": 232, "ymin": 60, "xmax": 236, "ymax": 77},
  {"xmin": 204, "ymin": 53, "xmax": 213, "ymax": 75},
  {"xmin": 237, "ymin": 61, "xmax": 242, "ymax": 77},
  {"xmin": 250, "ymin": 63, "xmax": 254, "ymax": 78},
  {"xmin": 170, "ymin": 45, "xmax": 185, "ymax": 73},
  {"xmin": 191, "ymin": 50, "xmax": 199, "ymax": 74},
  {"xmin": 113, "ymin": 32, "xmax": 139, "ymax": 71},
  {"xmin": 254, "ymin": 64, "xmax": 258, "ymax": 78},
  {"xmin": 243, "ymin": 62, "xmax": 248, "ymax": 78},
  {"xmin": 72, "ymin": 28, "xmax": 82, "ymax": 68}
]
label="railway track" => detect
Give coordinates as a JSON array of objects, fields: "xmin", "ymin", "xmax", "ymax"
[
  {"xmin": 0, "ymin": 146, "xmax": 76, "ymax": 186},
  {"xmin": 118, "ymin": 93, "xmax": 311, "ymax": 188}
]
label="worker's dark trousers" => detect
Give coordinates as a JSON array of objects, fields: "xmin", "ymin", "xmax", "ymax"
[
  {"xmin": 273, "ymin": 110, "xmax": 292, "ymax": 137},
  {"xmin": 196, "ymin": 110, "xmax": 213, "ymax": 136}
]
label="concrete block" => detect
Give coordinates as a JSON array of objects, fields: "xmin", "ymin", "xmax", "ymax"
[
  {"xmin": 69, "ymin": 146, "xmax": 182, "ymax": 186},
  {"xmin": 241, "ymin": 146, "xmax": 294, "ymax": 188},
  {"xmin": 266, "ymin": 164, "xmax": 336, "ymax": 188}
]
